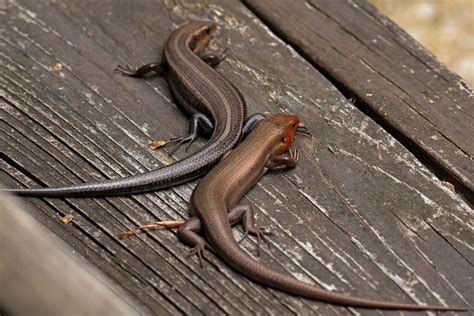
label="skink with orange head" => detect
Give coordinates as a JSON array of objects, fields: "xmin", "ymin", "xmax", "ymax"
[{"xmin": 172, "ymin": 114, "xmax": 465, "ymax": 312}]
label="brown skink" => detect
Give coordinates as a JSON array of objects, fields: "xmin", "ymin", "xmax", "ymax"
[
  {"xmin": 141, "ymin": 114, "xmax": 464, "ymax": 311},
  {"xmin": 4, "ymin": 21, "xmax": 262, "ymax": 197}
]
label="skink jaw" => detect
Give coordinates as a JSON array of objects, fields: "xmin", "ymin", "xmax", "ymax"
[
  {"xmin": 296, "ymin": 125, "xmax": 311, "ymax": 137},
  {"xmin": 267, "ymin": 114, "xmax": 300, "ymax": 155}
]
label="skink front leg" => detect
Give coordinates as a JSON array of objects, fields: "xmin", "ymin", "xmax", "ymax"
[
  {"xmin": 115, "ymin": 49, "xmax": 227, "ymax": 78},
  {"xmin": 115, "ymin": 62, "xmax": 165, "ymax": 77},
  {"xmin": 265, "ymin": 148, "xmax": 300, "ymax": 170},
  {"xmin": 200, "ymin": 48, "xmax": 228, "ymax": 67}
]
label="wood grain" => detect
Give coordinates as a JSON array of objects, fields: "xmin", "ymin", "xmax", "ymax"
[
  {"xmin": 1, "ymin": 0, "xmax": 472, "ymax": 314},
  {"xmin": 244, "ymin": 0, "xmax": 474, "ymax": 196}
]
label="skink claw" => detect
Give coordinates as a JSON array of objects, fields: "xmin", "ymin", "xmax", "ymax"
[
  {"xmin": 289, "ymin": 148, "xmax": 300, "ymax": 162},
  {"xmin": 169, "ymin": 135, "xmax": 198, "ymax": 155},
  {"xmin": 149, "ymin": 112, "xmax": 211, "ymax": 154},
  {"xmin": 239, "ymin": 226, "xmax": 272, "ymax": 257},
  {"xmin": 114, "ymin": 63, "xmax": 135, "ymax": 76},
  {"xmin": 149, "ymin": 134, "xmax": 197, "ymax": 155},
  {"xmin": 187, "ymin": 243, "xmax": 206, "ymax": 267}
]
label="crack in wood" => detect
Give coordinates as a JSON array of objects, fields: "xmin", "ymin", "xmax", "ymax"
[{"xmin": 242, "ymin": 0, "xmax": 474, "ymax": 204}]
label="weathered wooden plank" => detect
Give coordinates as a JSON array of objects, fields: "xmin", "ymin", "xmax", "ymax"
[
  {"xmin": 0, "ymin": 191, "xmax": 141, "ymax": 315},
  {"xmin": 244, "ymin": 0, "xmax": 474, "ymax": 197},
  {"xmin": 1, "ymin": 0, "xmax": 472, "ymax": 314}
]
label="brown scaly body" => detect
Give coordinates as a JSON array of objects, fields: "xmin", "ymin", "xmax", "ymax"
[
  {"xmin": 176, "ymin": 114, "xmax": 466, "ymax": 311},
  {"xmin": 4, "ymin": 21, "xmax": 249, "ymax": 197}
]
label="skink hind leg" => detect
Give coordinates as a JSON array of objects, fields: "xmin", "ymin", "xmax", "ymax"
[
  {"xmin": 153, "ymin": 112, "xmax": 266, "ymax": 153},
  {"xmin": 150, "ymin": 113, "xmax": 213, "ymax": 154},
  {"xmin": 177, "ymin": 207, "xmax": 270, "ymax": 265},
  {"xmin": 118, "ymin": 205, "xmax": 270, "ymax": 264},
  {"xmin": 177, "ymin": 217, "xmax": 210, "ymax": 267},
  {"xmin": 229, "ymin": 204, "xmax": 271, "ymax": 256},
  {"xmin": 118, "ymin": 217, "xmax": 209, "ymax": 267},
  {"xmin": 177, "ymin": 205, "xmax": 270, "ymax": 260}
]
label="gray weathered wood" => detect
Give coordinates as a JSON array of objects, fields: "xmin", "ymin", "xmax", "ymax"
[
  {"xmin": 0, "ymin": 191, "xmax": 141, "ymax": 315},
  {"xmin": 244, "ymin": 0, "xmax": 474, "ymax": 197},
  {"xmin": 1, "ymin": 0, "xmax": 472, "ymax": 314}
]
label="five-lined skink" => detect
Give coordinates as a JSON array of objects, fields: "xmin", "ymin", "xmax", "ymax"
[{"xmin": 3, "ymin": 21, "xmax": 259, "ymax": 197}]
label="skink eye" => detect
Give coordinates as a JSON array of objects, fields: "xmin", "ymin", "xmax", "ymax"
[{"xmin": 290, "ymin": 122, "xmax": 296, "ymax": 128}]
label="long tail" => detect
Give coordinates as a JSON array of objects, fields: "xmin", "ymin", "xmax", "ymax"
[
  {"xmin": 2, "ymin": 161, "xmax": 210, "ymax": 197},
  {"xmin": 211, "ymin": 232, "xmax": 466, "ymax": 311}
]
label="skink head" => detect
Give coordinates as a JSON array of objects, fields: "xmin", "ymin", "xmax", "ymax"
[
  {"xmin": 268, "ymin": 114, "xmax": 300, "ymax": 155},
  {"xmin": 186, "ymin": 20, "xmax": 217, "ymax": 54}
]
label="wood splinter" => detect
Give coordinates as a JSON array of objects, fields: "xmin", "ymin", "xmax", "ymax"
[{"xmin": 118, "ymin": 220, "xmax": 184, "ymax": 240}]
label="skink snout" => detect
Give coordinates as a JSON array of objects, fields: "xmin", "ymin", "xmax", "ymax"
[{"xmin": 296, "ymin": 125, "xmax": 311, "ymax": 137}]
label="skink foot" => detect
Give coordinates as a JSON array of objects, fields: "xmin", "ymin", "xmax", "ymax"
[
  {"xmin": 150, "ymin": 134, "xmax": 197, "ymax": 155},
  {"xmin": 186, "ymin": 243, "xmax": 206, "ymax": 267},
  {"xmin": 238, "ymin": 226, "xmax": 272, "ymax": 256}
]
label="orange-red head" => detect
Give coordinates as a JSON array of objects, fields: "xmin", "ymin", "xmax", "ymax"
[{"xmin": 268, "ymin": 114, "xmax": 300, "ymax": 155}]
